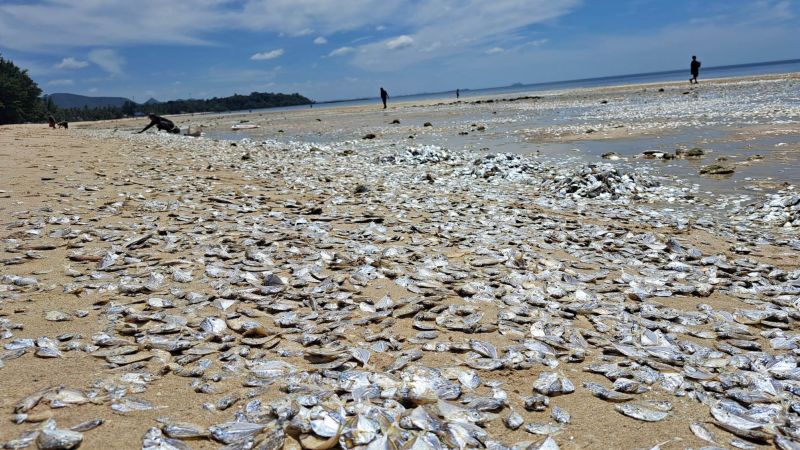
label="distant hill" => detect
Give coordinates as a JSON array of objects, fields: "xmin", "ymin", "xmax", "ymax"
[
  {"xmin": 47, "ymin": 93, "xmax": 132, "ymax": 109},
  {"xmin": 49, "ymin": 91, "xmax": 312, "ymax": 122}
]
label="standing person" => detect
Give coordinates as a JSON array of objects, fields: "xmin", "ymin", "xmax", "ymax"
[
  {"xmin": 48, "ymin": 115, "xmax": 56, "ymax": 129},
  {"xmin": 137, "ymin": 113, "xmax": 180, "ymax": 134},
  {"xmin": 690, "ymin": 56, "xmax": 701, "ymax": 84},
  {"xmin": 380, "ymin": 87, "xmax": 389, "ymax": 109},
  {"xmin": 456, "ymin": 89, "xmax": 460, "ymax": 99}
]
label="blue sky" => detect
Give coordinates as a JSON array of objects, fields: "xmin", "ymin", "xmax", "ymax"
[{"xmin": 1, "ymin": 0, "xmax": 798, "ymax": 102}]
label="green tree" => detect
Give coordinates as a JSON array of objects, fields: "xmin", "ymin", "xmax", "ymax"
[{"xmin": 0, "ymin": 54, "xmax": 45, "ymax": 124}]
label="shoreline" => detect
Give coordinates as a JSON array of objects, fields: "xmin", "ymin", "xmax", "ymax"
[{"xmin": 65, "ymin": 71, "xmax": 800, "ymax": 127}]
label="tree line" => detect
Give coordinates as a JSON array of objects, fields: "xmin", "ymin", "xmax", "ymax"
[{"xmin": 0, "ymin": 54, "xmax": 312, "ymax": 125}]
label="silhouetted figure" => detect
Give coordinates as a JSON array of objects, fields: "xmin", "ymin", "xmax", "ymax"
[
  {"xmin": 456, "ymin": 89, "xmax": 460, "ymax": 99},
  {"xmin": 48, "ymin": 115, "xmax": 56, "ymax": 129},
  {"xmin": 57, "ymin": 121, "xmax": 68, "ymax": 129},
  {"xmin": 380, "ymin": 87, "xmax": 389, "ymax": 109},
  {"xmin": 690, "ymin": 56, "xmax": 701, "ymax": 84},
  {"xmin": 137, "ymin": 113, "xmax": 180, "ymax": 134}
]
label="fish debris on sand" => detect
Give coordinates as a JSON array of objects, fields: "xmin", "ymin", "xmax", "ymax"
[{"xmin": 1, "ymin": 78, "xmax": 800, "ymax": 449}]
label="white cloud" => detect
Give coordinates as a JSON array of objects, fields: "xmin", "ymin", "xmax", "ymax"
[
  {"xmin": 313, "ymin": 36, "xmax": 328, "ymax": 45},
  {"xmin": 0, "ymin": 0, "xmax": 569, "ymax": 56},
  {"xmin": 238, "ymin": 0, "xmax": 402, "ymax": 36},
  {"xmin": 329, "ymin": 46, "xmax": 355, "ymax": 57},
  {"xmin": 251, "ymin": 49, "xmax": 284, "ymax": 60},
  {"xmin": 47, "ymin": 79, "xmax": 74, "ymax": 86},
  {"xmin": 351, "ymin": 0, "xmax": 582, "ymax": 70},
  {"xmin": 55, "ymin": 57, "xmax": 89, "ymax": 69},
  {"xmin": 88, "ymin": 49, "xmax": 125, "ymax": 75},
  {"xmin": 529, "ymin": 38, "xmax": 549, "ymax": 46},
  {"xmin": 386, "ymin": 35, "xmax": 413, "ymax": 50},
  {"xmin": 0, "ymin": 1, "xmax": 219, "ymax": 51},
  {"xmin": 486, "ymin": 47, "xmax": 505, "ymax": 54},
  {"xmin": 88, "ymin": 87, "xmax": 98, "ymax": 93}
]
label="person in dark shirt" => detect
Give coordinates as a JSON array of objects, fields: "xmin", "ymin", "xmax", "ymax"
[
  {"xmin": 48, "ymin": 115, "xmax": 56, "ymax": 128},
  {"xmin": 137, "ymin": 114, "xmax": 180, "ymax": 134},
  {"xmin": 690, "ymin": 56, "xmax": 701, "ymax": 84},
  {"xmin": 380, "ymin": 87, "xmax": 389, "ymax": 109}
]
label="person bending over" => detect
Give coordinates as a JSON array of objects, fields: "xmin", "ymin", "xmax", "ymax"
[{"xmin": 138, "ymin": 114, "xmax": 180, "ymax": 134}]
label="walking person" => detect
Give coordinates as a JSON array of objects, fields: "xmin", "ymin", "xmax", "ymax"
[
  {"xmin": 690, "ymin": 55, "xmax": 701, "ymax": 84},
  {"xmin": 380, "ymin": 87, "xmax": 389, "ymax": 109},
  {"xmin": 456, "ymin": 89, "xmax": 460, "ymax": 99}
]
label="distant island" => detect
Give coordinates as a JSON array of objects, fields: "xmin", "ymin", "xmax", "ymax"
[
  {"xmin": 45, "ymin": 91, "xmax": 312, "ymax": 122},
  {"xmin": 135, "ymin": 92, "xmax": 311, "ymax": 116},
  {"xmin": 47, "ymin": 93, "xmax": 132, "ymax": 109}
]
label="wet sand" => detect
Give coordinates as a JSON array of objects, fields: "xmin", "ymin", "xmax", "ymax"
[{"xmin": 1, "ymin": 73, "xmax": 800, "ymax": 450}]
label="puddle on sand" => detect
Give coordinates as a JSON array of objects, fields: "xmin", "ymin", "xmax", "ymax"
[{"xmin": 515, "ymin": 129, "xmax": 800, "ymax": 198}]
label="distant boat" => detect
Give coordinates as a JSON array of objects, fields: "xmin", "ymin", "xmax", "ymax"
[{"xmin": 231, "ymin": 124, "xmax": 260, "ymax": 130}]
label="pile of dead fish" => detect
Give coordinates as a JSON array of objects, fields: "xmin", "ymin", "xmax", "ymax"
[
  {"xmin": 152, "ymin": 365, "xmax": 567, "ymax": 449},
  {"xmin": 739, "ymin": 188, "xmax": 800, "ymax": 228},
  {"xmin": 461, "ymin": 153, "xmax": 545, "ymax": 181},
  {"xmin": 378, "ymin": 145, "xmax": 460, "ymax": 165},
  {"xmin": 3, "ymin": 128, "xmax": 800, "ymax": 449},
  {"xmin": 543, "ymin": 163, "xmax": 660, "ymax": 200}
]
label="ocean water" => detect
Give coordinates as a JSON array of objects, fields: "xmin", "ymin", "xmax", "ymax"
[{"xmin": 227, "ymin": 59, "xmax": 800, "ymax": 115}]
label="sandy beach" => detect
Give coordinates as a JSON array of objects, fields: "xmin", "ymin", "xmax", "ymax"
[{"xmin": 2, "ymin": 74, "xmax": 800, "ymax": 449}]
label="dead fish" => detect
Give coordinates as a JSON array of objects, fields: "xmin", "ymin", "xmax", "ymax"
[
  {"xmin": 533, "ymin": 372, "xmax": 575, "ymax": 396},
  {"xmin": 504, "ymin": 411, "xmax": 524, "ymax": 430},
  {"xmin": 111, "ymin": 397, "xmax": 157, "ymax": 414},
  {"xmin": 528, "ymin": 436, "xmax": 560, "ymax": 450},
  {"xmin": 615, "ymin": 402, "xmax": 669, "ymax": 422},
  {"xmin": 161, "ymin": 421, "xmax": 209, "ymax": 439},
  {"xmin": 551, "ymin": 406, "xmax": 571, "ymax": 424},
  {"xmin": 524, "ymin": 422, "xmax": 563, "ymax": 435},
  {"xmin": 689, "ymin": 421, "xmax": 717, "ymax": 444},
  {"xmin": 15, "ymin": 385, "xmax": 61, "ymax": 413},
  {"xmin": 522, "ymin": 394, "xmax": 550, "ymax": 411},
  {"xmin": 107, "ymin": 352, "xmax": 153, "ymax": 365},
  {"xmin": 2, "ymin": 430, "xmax": 38, "ymax": 449},
  {"xmin": 582, "ymin": 381, "xmax": 633, "ymax": 403},
  {"xmin": 37, "ymin": 420, "xmax": 83, "ymax": 450},
  {"xmin": 200, "ymin": 317, "xmax": 227, "ymax": 336},
  {"xmin": 709, "ymin": 404, "xmax": 774, "ymax": 442},
  {"xmin": 469, "ymin": 339, "xmax": 498, "ymax": 359},
  {"xmin": 172, "ymin": 268, "xmax": 193, "ymax": 283},
  {"xmin": 70, "ymin": 419, "xmax": 104, "ymax": 432},
  {"xmin": 209, "ymin": 421, "xmax": 267, "ymax": 444},
  {"xmin": 142, "ymin": 427, "xmax": 192, "ymax": 450}
]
